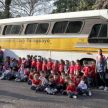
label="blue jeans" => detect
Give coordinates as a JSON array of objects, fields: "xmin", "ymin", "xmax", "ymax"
[
  {"xmin": 91, "ymin": 76, "xmax": 98, "ymax": 86},
  {"xmin": 28, "ymin": 80, "xmax": 32, "ymax": 85},
  {"xmin": 77, "ymin": 88, "xmax": 89, "ymax": 95},
  {"xmin": 0, "ymin": 72, "xmax": 11, "ymax": 80},
  {"xmin": 87, "ymin": 77, "xmax": 90, "ymax": 87},
  {"xmin": 16, "ymin": 74, "xmax": 28, "ymax": 81},
  {"xmin": 31, "ymin": 86, "xmax": 40, "ymax": 90},
  {"xmin": 98, "ymin": 72, "xmax": 107, "ymax": 86},
  {"xmin": 67, "ymin": 91, "xmax": 77, "ymax": 98}
]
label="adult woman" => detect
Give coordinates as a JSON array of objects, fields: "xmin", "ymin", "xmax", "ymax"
[{"xmin": 96, "ymin": 49, "xmax": 107, "ymax": 91}]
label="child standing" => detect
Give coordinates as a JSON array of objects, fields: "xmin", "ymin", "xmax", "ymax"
[
  {"xmin": 52, "ymin": 60, "xmax": 59, "ymax": 73},
  {"xmin": 59, "ymin": 59, "xmax": 64, "ymax": 72},
  {"xmin": 31, "ymin": 74, "xmax": 41, "ymax": 92},
  {"xmin": 77, "ymin": 76, "xmax": 92, "ymax": 96},
  {"xmin": 91, "ymin": 60, "xmax": 98, "ymax": 87},
  {"xmin": 26, "ymin": 55, "xmax": 31, "ymax": 68},
  {"xmin": 75, "ymin": 60, "xmax": 81, "ymax": 75},
  {"xmin": 66, "ymin": 80, "xmax": 77, "ymax": 99},
  {"xmin": 64, "ymin": 60, "xmax": 69, "ymax": 75},
  {"xmin": 42, "ymin": 59, "xmax": 47, "ymax": 72},
  {"xmin": 36, "ymin": 59, "xmax": 42, "ymax": 73},
  {"xmin": 47, "ymin": 58, "xmax": 53, "ymax": 75},
  {"xmin": 0, "ymin": 64, "xmax": 3, "ymax": 75},
  {"xmin": 17, "ymin": 57, "xmax": 22, "ymax": 69},
  {"xmin": 82, "ymin": 61, "xmax": 92, "ymax": 88},
  {"xmin": 68, "ymin": 61, "xmax": 75, "ymax": 76},
  {"xmin": 31, "ymin": 57, "xmax": 36, "ymax": 69}
]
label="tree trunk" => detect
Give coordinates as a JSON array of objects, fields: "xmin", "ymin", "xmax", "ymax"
[{"xmin": 3, "ymin": 0, "xmax": 12, "ymax": 18}]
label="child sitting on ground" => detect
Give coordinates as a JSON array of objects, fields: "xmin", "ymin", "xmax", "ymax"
[
  {"xmin": 0, "ymin": 62, "xmax": 11, "ymax": 80},
  {"xmin": 66, "ymin": 80, "xmax": 78, "ymax": 99},
  {"xmin": 41, "ymin": 74, "xmax": 49, "ymax": 91},
  {"xmin": 77, "ymin": 76, "xmax": 92, "ymax": 96},
  {"xmin": 28, "ymin": 69, "xmax": 34, "ymax": 85},
  {"xmin": 45, "ymin": 76, "xmax": 58, "ymax": 95},
  {"xmin": 74, "ymin": 75, "xmax": 81, "ymax": 87},
  {"xmin": 31, "ymin": 74, "xmax": 41, "ymax": 93}
]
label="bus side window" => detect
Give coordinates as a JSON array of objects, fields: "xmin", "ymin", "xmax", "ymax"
[
  {"xmin": 89, "ymin": 24, "xmax": 101, "ymax": 38},
  {"xmin": 5, "ymin": 25, "xmax": 12, "ymax": 35},
  {"xmin": 98, "ymin": 24, "xmax": 107, "ymax": 37},
  {"xmin": 66, "ymin": 21, "xmax": 83, "ymax": 33},
  {"xmin": 11, "ymin": 25, "xmax": 22, "ymax": 34},
  {"xmin": 52, "ymin": 21, "xmax": 68, "ymax": 34},
  {"xmin": 25, "ymin": 23, "xmax": 38, "ymax": 34},
  {"xmin": 36, "ymin": 23, "xmax": 49, "ymax": 34}
]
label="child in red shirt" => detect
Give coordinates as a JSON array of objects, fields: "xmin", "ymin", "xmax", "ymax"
[
  {"xmin": 36, "ymin": 59, "xmax": 42, "ymax": 72},
  {"xmin": 75, "ymin": 60, "xmax": 81, "ymax": 74},
  {"xmin": 52, "ymin": 60, "xmax": 59, "ymax": 73},
  {"xmin": 57, "ymin": 73, "xmax": 65, "ymax": 91},
  {"xmin": 90, "ymin": 60, "xmax": 98, "ymax": 87},
  {"xmin": 6, "ymin": 57, "xmax": 10, "ymax": 66},
  {"xmin": 69, "ymin": 73, "xmax": 74, "ymax": 80},
  {"xmin": 82, "ymin": 61, "xmax": 92, "ymax": 88},
  {"xmin": 42, "ymin": 59, "xmax": 47, "ymax": 71},
  {"xmin": 31, "ymin": 74, "xmax": 41, "ymax": 92},
  {"xmin": 66, "ymin": 80, "xmax": 77, "ymax": 99},
  {"xmin": 47, "ymin": 58, "xmax": 53, "ymax": 75},
  {"xmin": 31, "ymin": 57, "xmax": 36, "ymax": 69},
  {"xmin": 28, "ymin": 69, "xmax": 34, "ymax": 85},
  {"xmin": 33, "ymin": 68, "xmax": 40, "ymax": 76},
  {"xmin": 59, "ymin": 59, "xmax": 64, "ymax": 72},
  {"xmin": 53, "ymin": 73, "xmax": 60, "ymax": 84},
  {"xmin": 17, "ymin": 57, "xmax": 22, "ymax": 69},
  {"xmin": 68, "ymin": 61, "xmax": 75, "ymax": 75},
  {"xmin": 74, "ymin": 75, "xmax": 81, "ymax": 87}
]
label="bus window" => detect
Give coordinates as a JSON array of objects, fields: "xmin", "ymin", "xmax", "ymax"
[
  {"xmin": 98, "ymin": 24, "xmax": 107, "ymax": 37},
  {"xmin": 66, "ymin": 21, "xmax": 83, "ymax": 33},
  {"xmin": 36, "ymin": 23, "xmax": 49, "ymax": 34},
  {"xmin": 88, "ymin": 24, "xmax": 108, "ymax": 43},
  {"xmin": 25, "ymin": 23, "xmax": 37, "ymax": 34},
  {"xmin": 11, "ymin": 25, "xmax": 21, "ymax": 34},
  {"xmin": 52, "ymin": 21, "xmax": 68, "ymax": 34},
  {"xmin": 5, "ymin": 25, "xmax": 12, "ymax": 35},
  {"xmin": 89, "ymin": 24, "xmax": 101, "ymax": 38}
]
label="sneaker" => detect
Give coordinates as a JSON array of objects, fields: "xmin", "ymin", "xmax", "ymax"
[
  {"xmin": 99, "ymin": 86, "xmax": 104, "ymax": 90},
  {"xmin": 88, "ymin": 91, "xmax": 92, "ymax": 96},
  {"xmin": 82, "ymin": 93, "xmax": 86, "ymax": 96},
  {"xmin": 73, "ymin": 96, "xmax": 77, "ymax": 99},
  {"xmin": 104, "ymin": 87, "xmax": 108, "ymax": 91},
  {"xmin": 15, "ymin": 79, "xmax": 21, "ymax": 82}
]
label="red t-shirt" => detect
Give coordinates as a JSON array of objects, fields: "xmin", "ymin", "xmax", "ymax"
[
  {"xmin": 69, "ymin": 65, "xmax": 75, "ymax": 74},
  {"xmin": 33, "ymin": 79, "xmax": 41, "ymax": 85},
  {"xmin": 36, "ymin": 62, "xmax": 42, "ymax": 70},
  {"xmin": 73, "ymin": 75, "xmax": 81, "ymax": 81},
  {"xmin": 31, "ymin": 61, "xmax": 36, "ymax": 67},
  {"xmin": 29, "ymin": 74, "xmax": 33, "ymax": 80},
  {"xmin": 66, "ymin": 85, "xmax": 77, "ymax": 93},
  {"xmin": 74, "ymin": 79, "xmax": 81, "ymax": 87},
  {"xmin": 58, "ymin": 78, "xmax": 64, "ymax": 85},
  {"xmin": 75, "ymin": 65, "xmax": 81, "ymax": 72},
  {"xmin": 54, "ymin": 78, "xmax": 60, "ymax": 84},
  {"xmin": 91, "ymin": 65, "xmax": 98, "ymax": 77},
  {"xmin": 59, "ymin": 64, "xmax": 64, "ymax": 72},
  {"xmin": 52, "ymin": 64, "xmax": 58, "ymax": 73},
  {"xmin": 47, "ymin": 62, "xmax": 53, "ymax": 70},
  {"xmin": 42, "ymin": 64, "xmax": 47, "ymax": 71},
  {"xmin": 17, "ymin": 61, "xmax": 22, "ymax": 68},
  {"xmin": 82, "ymin": 66, "xmax": 92, "ymax": 77},
  {"xmin": 7, "ymin": 59, "xmax": 10, "ymax": 66}
]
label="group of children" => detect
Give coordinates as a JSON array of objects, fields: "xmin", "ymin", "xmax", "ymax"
[{"xmin": 0, "ymin": 55, "xmax": 98, "ymax": 99}]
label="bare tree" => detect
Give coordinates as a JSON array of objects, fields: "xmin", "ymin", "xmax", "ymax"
[{"xmin": 11, "ymin": 0, "xmax": 54, "ymax": 17}]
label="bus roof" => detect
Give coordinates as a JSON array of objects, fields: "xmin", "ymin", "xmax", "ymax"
[{"xmin": 0, "ymin": 9, "xmax": 108, "ymax": 24}]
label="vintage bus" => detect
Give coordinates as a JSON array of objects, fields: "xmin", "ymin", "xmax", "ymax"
[{"xmin": 0, "ymin": 9, "xmax": 108, "ymax": 62}]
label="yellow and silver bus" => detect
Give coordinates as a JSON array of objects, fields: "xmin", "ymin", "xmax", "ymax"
[{"xmin": 0, "ymin": 9, "xmax": 108, "ymax": 62}]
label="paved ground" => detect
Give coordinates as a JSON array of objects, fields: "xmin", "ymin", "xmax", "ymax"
[{"xmin": 0, "ymin": 80, "xmax": 108, "ymax": 108}]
